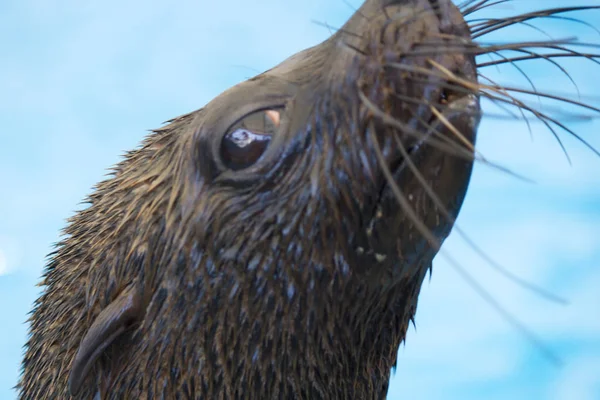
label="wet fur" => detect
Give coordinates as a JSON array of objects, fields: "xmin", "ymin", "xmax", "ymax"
[{"xmin": 17, "ymin": 1, "xmax": 600, "ymax": 399}]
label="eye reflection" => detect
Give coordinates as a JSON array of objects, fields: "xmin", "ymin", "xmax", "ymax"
[{"xmin": 220, "ymin": 108, "xmax": 281, "ymax": 171}]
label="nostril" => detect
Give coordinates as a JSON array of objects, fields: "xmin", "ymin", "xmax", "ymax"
[
  {"xmin": 440, "ymin": 88, "xmax": 453, "ymax": 106},
  {"xmin": 439, "ymin": 77, "xmax": 467, "ymax": 106}
]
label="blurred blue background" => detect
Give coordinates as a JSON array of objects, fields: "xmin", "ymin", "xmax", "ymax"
[{"xmin": 1, "ymin": 1, "xmax": 598, "ymax": 399}]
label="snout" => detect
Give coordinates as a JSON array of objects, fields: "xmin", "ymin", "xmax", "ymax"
[
  {"xmin": 330, "ymin": 0, "xmax": 479, "ymax": 162},
  {"xmin": 331, "ymin": 0, "xmax": 481, "ymax": 282}
]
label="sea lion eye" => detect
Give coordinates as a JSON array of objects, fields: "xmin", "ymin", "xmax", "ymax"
[{"xmin": 221, "ymin": 109, "xmax": 281, "ymax": 171}]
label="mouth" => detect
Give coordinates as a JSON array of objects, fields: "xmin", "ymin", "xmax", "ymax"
[
  {"xmin": 350, "ymin": 92, "xmax": 480, "ymax": 282},
  {"xmin": 347, "ymin": 140, "xmax": 422, "ymax": 281}
]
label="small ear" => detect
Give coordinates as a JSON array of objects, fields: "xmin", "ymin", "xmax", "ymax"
[{"xmin": 68, "ymin": 283, "xmax": 143, "ymax": 396}]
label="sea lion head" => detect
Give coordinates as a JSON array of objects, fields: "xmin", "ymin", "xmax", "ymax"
[
  {"xmin": 116, "ymin": 0, "xmax": 481, "ymax": 395},
  {"xmin": 19, "ymin": 0, "xmax": 520, "ymax": 398},
  {"xmin": 182, "ymin": 0, "xmax": 479, "ymax": 288}
]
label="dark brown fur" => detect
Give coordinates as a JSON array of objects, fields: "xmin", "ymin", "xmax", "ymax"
[{"xmin": 17, "ymin": 0, "xmax": 600, "ymax": 399}]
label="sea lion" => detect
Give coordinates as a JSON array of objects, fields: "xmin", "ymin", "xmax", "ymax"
[{"xmin": 16, "ymin": 0, "xmax": 600, "ymax": 399}]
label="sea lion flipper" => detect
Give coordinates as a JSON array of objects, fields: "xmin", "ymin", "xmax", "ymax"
[{"xmin": 68, "ymin": 283, "xmax": 143, "ymax": 396}]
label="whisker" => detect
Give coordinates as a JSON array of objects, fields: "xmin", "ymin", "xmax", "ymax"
[
  {"xmin": 384, "ymin": 59, "xmax": 600, "ymax": 162},
  {"xmin": 477, "ymin": 52, "xmax": 600, "ymax": 68},
  {"xmin": 406, "ymin": 39, "xmax": 600, "ymax": 58},
  {"xmin": 429, "ymin": 106, "xmax": 477, "ymax": 151},
  {"xmin": 386, "ymin": 90, "xmax": 484, "ymax": 156},
  {"xmin": 459, "ymin": 0, "xmax": 512, "ymax": 17},
  {"xmin": 469, "ymin": 6, "xmax": 600, "ymax": 38},
  {"xmin": 476, "ymin": 41, "xmax": 600, "ymax": 55},
  {"xmin": 483, "ymin": 84, "xmax": 599, "ymax": 113},
  {"xmin": 365, "ymin": 114, "xmax": 563, "ymax": 367},
  {"xmin": 479, "ymin": 88, "xmax": 600, "ymax": 162},
  {"xmin": 340, "ymin": 40, "xmax": 368, "ymax": 56},
  {"xmin": 476, "ymin": 49, "xmax": 548, "ymax": 107},
  {"xmin": 393, "ymin": 79, "xmax": 584, "ymax": 126},
  {"xmin": 430, "ymin": 59, "xmax": 600, "ymax": 160},
  {"xmin": 412, "ymin": 110, "xmax": 567, "ymax": 304},
  {"xmin": 482, "ymin": 88, "xmax": 574, "ymax": 163},
  {"xmin": 477, "ymin": 72, "xmax": 536, "ymax": 140},
  {"xmin": 359, "ymin": 90, "xmax": 535, "ymax": 183},
  {"xmin": 471, "ymin": 14, "xmax": 600, "ymax": 38},
  {"xmin": 388, "ymin": 63, "xmax": 534, "ymax": 142},
  {"xmin": 360, "ymin": 88, "xmax": 565, "ymax": 302}
]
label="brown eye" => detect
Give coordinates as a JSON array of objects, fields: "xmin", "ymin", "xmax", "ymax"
[{"xmin": 221, "ymin": 109, "xmax": 281, "ymax": 171}]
